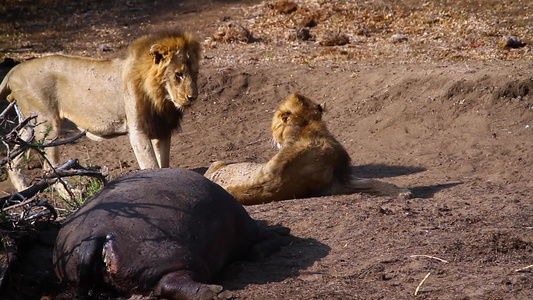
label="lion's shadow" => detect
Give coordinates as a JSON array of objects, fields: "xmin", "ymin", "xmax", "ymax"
[
  {"xmin": 350, "ymin": 164, "xmax": 461, "ymax": 198},
  {"xmin": 349, "ymin": 164, "xmax": 425, "ymax": 179},
  {"xmin": 409, "ymin": 182, "xmax": 463, "ymax": 198}
]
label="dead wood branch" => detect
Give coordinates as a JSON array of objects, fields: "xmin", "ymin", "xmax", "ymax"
[
  {"xmin": 0, "ymin": 101, "xmax": 16, "ymax": 121},
  {"xmin": 0, "ymin": 114, "xmax": 87, "ymax": 167},
  {"xmin": 2, "ymin": 196, "xmax": 58, "ymax": 221},
  {"xmin": 0, "ymin": 159, "xmax": 107, "ymax": 208},
  {"xmin": 1, "ymin": 103, "xmax": 106, "ymax": 215},
  {"xmin": 45, "ymin": 131, "xmax": 87, "ymax": 147}
]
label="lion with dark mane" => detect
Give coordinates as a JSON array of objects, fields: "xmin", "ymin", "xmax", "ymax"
[
  {"xmin": 205, "ymin": 93, "xmax": 412, "ymax": 205},
  {"xmin": 0, "ymin": 31, "xmax": 200, "ymax": 191}
]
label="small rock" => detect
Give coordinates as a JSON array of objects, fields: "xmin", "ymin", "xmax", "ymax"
[
  {"xmin": 301, "ymin": 16, "xmax": 317, "ymax": 28},
  {"xmin": 296, "ymin": 28, "xmax": 311, "ymax": 41},
  {"xmin": 270, "ymin": 0, "xmax": 298, "ymax": 14},
  {"xmin": 319, "ymin": 32, "xmax": 349, "ymax": 46},
  {"xmin": 98, "ymin": 45, "xmax": 113, "ymax": 52},
  {"xmin": 498, "ymin": 36, "xmax": 527, "ymax": 49},
  {"xmin": 390, "ymin": 33, "xmax": 408, "ymax": 43},
  {"xmin": 213, "ymin": 22, "xmax": 255, "ymax": 43}
]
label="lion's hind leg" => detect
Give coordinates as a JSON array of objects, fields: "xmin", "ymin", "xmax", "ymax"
[
  {"xmin": 7, "ymin": 110, "xmax": 61, "ymax": 191},
  {"xmin": 204, "ymin": 161, "xmax": 227, "ymax": 179},
  {"xmin": 6, "ymin": 124, "xmax": 41, "ymax": 191},
  {"xmin": 204, "ymin": 162, "xmax": 277, "ymax": 205},
  {"xmin": 39, "ymin": 117, "xmax": 61, "ymax": 169},
  {"xmin": 343, "ymin": 175, "xmax": 412, "ymax": 199},
  {"xmin": 7, "ymin": 155, "xmax": 31, "ymax": 191}
]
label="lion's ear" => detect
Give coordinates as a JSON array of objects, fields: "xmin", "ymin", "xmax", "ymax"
[
  {"xmin": 319, "ymin": 102, "xmax": 326, "ymax": 112},
  {"xmin": 281, "ymin": 111, "xmax": 291, "ymax": 123},
  {"xmin": 150, "ymin": 44, "xmax": 170, "ymax": 64}
]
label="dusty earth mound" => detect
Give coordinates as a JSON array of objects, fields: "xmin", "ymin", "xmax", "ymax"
[{"xmin": 1, "ymin": 0, "xmax": 533, "ymax": 299}]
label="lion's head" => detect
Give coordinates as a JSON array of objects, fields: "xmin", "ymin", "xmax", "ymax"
[
  {"xmin": 129, "ymin": 31, "xmax": 201, "ymax": 139},
  {"xmin": 271, "ymin": 93, "xmax": 325, "ymax": 148},
  {"xmin": 130, "ymin": 31, "xmax": 201, "ymax": 110}
]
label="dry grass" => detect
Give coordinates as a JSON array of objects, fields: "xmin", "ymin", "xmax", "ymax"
[{"xmin": 206, "ymin": 0, "xmax": 532, "ymax": 65}]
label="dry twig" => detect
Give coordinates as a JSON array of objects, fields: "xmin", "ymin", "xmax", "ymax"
[
  {"xmin": 1, "ymin": 103, "xmax": 106, "ymax": 213},
  {"xmin": 0, "ymin": 159, "xmax": 107, "ymax": 208},
  {"xmin": 414, "ymin": 272, "xmax": 431, "ymax": 296},
  {"xmin": 515, "ymin": 264, "xmax": 533, "ymax": 272},
  {"xmin": 0, "ymin": 101, "xmax": 16, "ymax": 121},
  {"xmin": 410, "ymin": 255, "xmax": 449, "ymax": 263}
]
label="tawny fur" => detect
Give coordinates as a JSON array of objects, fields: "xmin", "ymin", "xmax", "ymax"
[
  {"xmin": 205, "ymin": 93, "xmax": 412, "ymax": 205},
  {"xmin": 129, "ymin": 33, "xmax": 200, "ymax": 139},
  {"xmin": 0, "ymin": 31, "xmax": 201, "ymax": 191}
]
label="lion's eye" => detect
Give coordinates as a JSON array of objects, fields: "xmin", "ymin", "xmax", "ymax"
[{"xmin": 175, "ymin": 72, "xmax": 184, "ymax": 81}]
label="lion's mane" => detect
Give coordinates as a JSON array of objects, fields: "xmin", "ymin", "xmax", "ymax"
[{"xmin": 129, "ymin": 31, "xmax": 201, "ymax": 139}]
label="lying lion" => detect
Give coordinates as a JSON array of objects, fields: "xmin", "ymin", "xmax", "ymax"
[
  {"xmin": 205, "ymin": 93, "xmax": 412, "ymax": 205},
  {"xmin": 0, "ymin": 31, "xmax": 200, "ymax": 191}
]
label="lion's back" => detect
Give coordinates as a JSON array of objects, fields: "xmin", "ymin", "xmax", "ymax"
[
  {"xmin": 5, "ymin": 55, "xmax": 125, "ymax": 124},
  {"xmin": 204, "ymin": 93, "xmax": 352, "ymax": 204}
]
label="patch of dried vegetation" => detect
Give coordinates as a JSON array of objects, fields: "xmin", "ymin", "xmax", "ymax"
[{"xmin": 206, "ymin": 0, "xmax": 533, "ymax": 65}]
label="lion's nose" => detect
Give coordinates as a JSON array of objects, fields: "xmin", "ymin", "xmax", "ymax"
[{"xmin": 187, "ymin": 95, "xmax": 196, "ymax": 102}]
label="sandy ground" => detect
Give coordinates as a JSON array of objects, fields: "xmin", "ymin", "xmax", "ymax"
[{"xmin": 1, "ymin": 0, "xmax": 533, "ymax": 299}]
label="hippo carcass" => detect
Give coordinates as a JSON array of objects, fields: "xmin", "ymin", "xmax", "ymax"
[{"xmin": 53, "ymin": 168, "xmax": 288, "ymax": 299}]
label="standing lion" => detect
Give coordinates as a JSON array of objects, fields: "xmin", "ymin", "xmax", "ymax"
[
  {"xmin": 205, "ymin": 93, "xmax": 412, "ymax": 205},
  {"xmin": 0, "ymin": 31, "xmax": 200, "ymax": 191}
]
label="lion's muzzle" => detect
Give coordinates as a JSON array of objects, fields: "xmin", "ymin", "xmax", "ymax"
[{"xmin": 180, "ymin": 81, "xmax": 197, "ymax": 107}]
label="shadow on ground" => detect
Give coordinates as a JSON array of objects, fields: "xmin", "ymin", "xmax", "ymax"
[
  {"xmin": 409, "ymin": 182, "xmax": 463, "ymax": 198},
  {"xmin": 350, "ymin": 164, "xmax": 426, "ymax": 179},
  {"xmin": 216, "ymin": 232, "xmax": 330, "ymax": 291}
]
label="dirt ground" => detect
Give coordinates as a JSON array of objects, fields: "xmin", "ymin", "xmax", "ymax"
[{"xmin": 1, "ymin": 0, "xmax": 533, "ymax": 299}]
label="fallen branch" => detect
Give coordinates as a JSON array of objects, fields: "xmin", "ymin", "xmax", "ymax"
[
  {"xmin": 1, "ymin": 103, "xmax": 86, "ymax": 167},
  {"xmin": 20, "ymin": 199, "xmax": 58, "ymax": 221},
  {"xmin": 2, "ymin": 196, "xmax": 39, "ymax": 211},
  {"xmin": 0, "ymin": 159, "xmax": 107, "ymax": 208},
  {"xmin": 0, "ymin": 126, "xmax": 86, "ymax": 167},
  {"xmin": 1, "ymin": 103, "xmax": 107, "ymax": 223},
  {"xmin": 0, "ymin": 101, "xmax": 16, "ymax": 121},
  {"xmin": 41, "ymin": 158, "xmax": 107, "ymax": 186},
  {"xmin": 2, "ymin": 196, "xmax": 58, "ymax": 221},
  {"xmin": 0, "ymin": 147, "xmax": 26, "ymax": 167},
  {"xmin": 4, "ymin": 112, "xmax": 37, "ymax": 142},
  {"xmin": 44, "ymin": 130, "xmax": 87, "ymax": 147},
  {"xmin": 0, "ymin": 107, "xmax": 37, "ymax": 167},
  {"xmin": 1, "ymin": 103, "xmax": 90, "ymax": 202}
]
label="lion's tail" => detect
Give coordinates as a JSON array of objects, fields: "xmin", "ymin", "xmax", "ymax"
[
  {"xmin": 341, "ymin": 174, "xmax": 413, "ymax": 198},
  {"xmin": 0, "ymin": 68, "xmax": 13, "ymax": 102}
]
